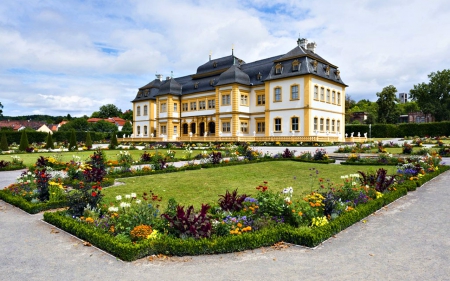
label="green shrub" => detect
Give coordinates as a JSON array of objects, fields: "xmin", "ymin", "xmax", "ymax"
[
  {"xmin": 18, "ymin": 130, "xmax": 29, "ymax": 151},
  {"xmin": 44, "ymin": 132, "xmax": 55, "ymax": 149},
  {"xmin": 69, "ymin": 130, "xmax": 77, "ymax": 150},
  {"xmin": 85, "ymin": 132, "xmax": 93, "ymax": 149},
  {"xmin": 1, "ymin": 132, "xmax": 8, "ymax": 151}
]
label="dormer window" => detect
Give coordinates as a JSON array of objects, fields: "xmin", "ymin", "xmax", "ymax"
[
  {"xmin": 275, "ymin": 63, "xmax": 283, "ymax": 75},
  {"xmin": 138, "ymin": 91, "xmax": 142, "ymax": 97},
  {"xmin": 209, "ymin": 79, "xmax": 215, "ymax": 86},
  {"xmin": 144, "ymin": 90, "xmax": 149, "ymax": 97},
  {"xmin": 292, "ymin": 59, "xmax": 300, "ymax": 72},
  {"xmin": 312, "ymin": 60, "xmax": 318, "ymax": 72},
  {"xmin": 335, "ymin": 70, "xmax": 340, "ymax": 80},
  {"xmin": 256, "ymin": 72, "xmax": 262, "ymax": 80},
  {"xmin": 324, "ymin": 65, "xmax": 330, "ymax": 76},
  {"xmin": 194, "ymin": 82, "xmax": 199, "ymax": 89},
  {"xmin": 213, "ymin": 61, "xmax": 217, "ymax": 68}
]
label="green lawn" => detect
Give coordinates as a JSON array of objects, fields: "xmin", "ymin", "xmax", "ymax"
[
  {"xmin": 102, "ymin": 161, "xmax": 398, "ymax": 209},
  {"xmin": 0, "ymin": 148, "xmax": 210, "ymax": 167}
]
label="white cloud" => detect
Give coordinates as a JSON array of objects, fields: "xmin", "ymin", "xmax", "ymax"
[{"xmin": 1, "ymin": 0, "xmax": 450, "ymax": 116}]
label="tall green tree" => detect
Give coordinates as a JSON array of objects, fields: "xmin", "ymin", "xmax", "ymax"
[
  {"xmin": 69, "ymin": 130, "xmax": 78, "ymax": 150},
  {"xmin": 19, "ymin": 130, "xmax": 29, "ymax": 151},
  {"xmin": 45, "ymin": 132, "xmax": 55, "ymax": 149},
  {"xmin": 410, "ymin": 69, "xmax": 450, "ymax": 121},
  {"xmin": 85, "ymin": 132, "xmax": 93, "ymax": 149},
  {"xmin": 98, "ymin": 104, "xmax": 122, "ymax": 118},
  {"xmin": 109, "ymin": 131, "xmax": 118, "ymax": 149},
  {"xmin": 376, "ymin": 85, "xmax": 400, "ymax": 124},
  {"xmin": 1, "ymin": 132, "xmax": 8, "ymax": 151}
]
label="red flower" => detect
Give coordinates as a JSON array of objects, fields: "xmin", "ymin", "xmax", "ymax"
[{"xmin": 92, "ymin": 191, "xmax": 97, "ymax": 197}]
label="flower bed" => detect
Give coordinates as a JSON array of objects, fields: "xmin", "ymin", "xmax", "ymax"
[
  {"xmin": 40, "ymin": 153, "xmax": 448, "ymax": 261},
  {"xmin": 0, "ymin": 156, "xmax": 26, "ymax": 171},
  {"xmin": 41, "ymin": 182, "xmax": 421, "ymax": 261}
]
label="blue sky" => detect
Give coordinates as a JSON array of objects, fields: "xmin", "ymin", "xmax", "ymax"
[{"xmin": 1, "ymin": 0, "xmax": 450, "ymax": 117}]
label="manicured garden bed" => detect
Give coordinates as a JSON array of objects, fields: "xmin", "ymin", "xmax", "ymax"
[
  {"xmin": 3, "ymin": 145, "xmax": 447, "ymax": 261},
  {"xmin": 40, "ymin": 152, "xmax": 447, "ymax": 261}
]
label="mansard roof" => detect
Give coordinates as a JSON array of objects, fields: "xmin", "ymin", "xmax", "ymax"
[
  {"xmin": 216, "ymin": 64, "xmax": 251, "ymax": 86},
  {"xmin": 195, "ymin": 55, "xmax": 243, "ymax": 78},
  {"xmin": 157, "ymin": 78, "xmax": 182, "ymax": 96},
  {"xmin": 134, "ymin": 39, "xmax": 346, "ymax": 101}
]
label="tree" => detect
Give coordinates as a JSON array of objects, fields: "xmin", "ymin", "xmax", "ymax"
[
  {"xmin": 109, "ymin": 131, "xmax": 118, "ymax": 149},
  {"xmin": 122, "ymin": 109, "xmax": 133, "ymax": 121},
  {"xmin": 98, "ymin": 104, "xmax": 122, "ymax": 118},
  {"xmin": 59, "ymin": 118, "xmax": 90, "ymax": 132},
  {"xmin": 121, "ymin": 121, "xmax": 132, "ymax": 136},
  {"xmin": 376, "ymin": 85, "xmax": 400, "ymax": 124},
  {"xmin": 410, "ymin": 69, "xmax": 450, "ymax": 121},
  {"xmin": 85, "ymin": 132, "xmax": 93, "ymax": 149},
  {"xmin": 90, "ymin": 120, "xmax": 117, "ymax": 133},
  {"xmin": 19, "ymin": 130, "xmax": 29, "ymax": 151},
  {"xmin": 90, "ymin": 111, "xmax": 101, "ymax": 118},
  {"xmin": 45, "ymin": 132, "xmax": 55, "ymax": 149},
  {"xmin": 69, "ymin": 130, "xmax": 78, "ymax": 150},
  {"xmin": 398, "ymin": 101, "xmax": 420, "ymax": 115},
  {"xmin": 345, "ymin": 95, "xmax": 356, "ymax": 123},
  {"xmin": 1, "ymin": 132, "xmax": 8, "ymax": 151}
]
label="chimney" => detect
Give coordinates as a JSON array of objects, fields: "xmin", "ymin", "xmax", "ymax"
[
  {"xmin": 166, "ymin": 76, "xmax": 171, "ymax": 80},
  {"xmin": 307, "ymin": 42, "xmax": 317, "ymax": 53},
  {"xmin": 297, "ymin": 38, "xmax": 308, "ymax": 49},
  {"xmin": 155, "ymin": 74, "xmax": 163, "ymax": 81}
]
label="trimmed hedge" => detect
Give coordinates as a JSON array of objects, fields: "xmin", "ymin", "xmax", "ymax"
[
  {"xmin": 0, "ymin": 190, "xmax": 67, "ymax": 214},
  {"xmin": 345, "ymin": 121, "xmax": 450, "ymax": 138},
  {"xmin": 42, "ymin": 167, "xmax": 449, "ymax": 261},
  {"xmin": 0, "ymin": 131, "xmax": 107, "ymax": 145}
]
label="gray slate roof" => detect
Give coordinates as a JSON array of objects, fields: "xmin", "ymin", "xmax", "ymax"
[{"xmin": 132, "ymin": 42, "xmax": 346, "ymax": 102}]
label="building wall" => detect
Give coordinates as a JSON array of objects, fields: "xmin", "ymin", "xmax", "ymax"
[{"xmin": 132, "ymin": 73, "xmax": 345, "ymax": 141}]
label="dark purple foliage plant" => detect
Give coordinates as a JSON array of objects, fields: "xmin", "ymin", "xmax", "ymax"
[
  {"xmin": 218, "ymin": 189, "xmax": 248, "ymax": 212},
  {"xmin": 161, "ymin": 204, "xmax": 212, "ymax": 239}
]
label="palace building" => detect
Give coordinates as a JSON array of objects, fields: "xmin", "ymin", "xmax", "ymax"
[{"xmin": 130, "ymin": 38, "xmax": 347, "ymax": 142}]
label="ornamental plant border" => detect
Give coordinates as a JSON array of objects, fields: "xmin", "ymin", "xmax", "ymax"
[
  {"xmin": 0, "ymin": 164, "xmax": 27, "ymax": 171},
  {"xmin": 0, "ymin": 190, "xmax": 67, "ymax": 214},
  {"xmin": 42, "ymin": 167, "xmax": 449, "ymax": 261}
]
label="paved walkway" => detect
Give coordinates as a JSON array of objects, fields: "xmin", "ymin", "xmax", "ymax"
[{"xmin": 1, "ymin": 144, "xmax": 450, "ymax": 280}]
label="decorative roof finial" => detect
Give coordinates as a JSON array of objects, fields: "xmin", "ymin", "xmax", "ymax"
[
  {"xmin": 232, "ymin": 44, "xmax": 234, "ymax": 56},
  {"xmin": 209, "ymin": 50, "xmax": 212, "ymax": 61}
]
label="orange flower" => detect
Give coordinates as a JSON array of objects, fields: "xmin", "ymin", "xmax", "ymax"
[{"xmin": 298, "ymin": 212, "xmax": 303, "ymax": 216}]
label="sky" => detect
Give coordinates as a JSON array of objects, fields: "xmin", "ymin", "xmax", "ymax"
[{"xmin": 1, "ymin": 0, "xmax": 450, "ymax": 117}]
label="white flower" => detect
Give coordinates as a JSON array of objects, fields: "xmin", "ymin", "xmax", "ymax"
[
  {"xmin": 131, "ymin": 193, "xmax": 137, "ymax": 198},
  {"xmin": 284, "ymin": 197, "xmax": 291, "ymax": 203},
  {"xmin": 135, "ymin": 200, "xmax": 141, "ymax": 204},
  {"xmin": 125, "ymin": 194, "xmax": 131, "ymax": 199},
  {"xmin": 27, "ymin": 171, "xmax": 32, "ymax": 176},
  {"xmin": 108, "ymin": 206, "xmax": 119, "ymax": 212},
  {"xmin": 116, "ymin": 195, "xmax": 122, "ymax": 201},
  {"xmin": 120, "ymin": 202, "xmax": 131, "ymax": 208}
]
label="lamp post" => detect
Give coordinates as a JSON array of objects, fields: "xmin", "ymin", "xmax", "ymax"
[{"xmin": 369, "ymin": 124, "xmax": 372, "ymax": 141}]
